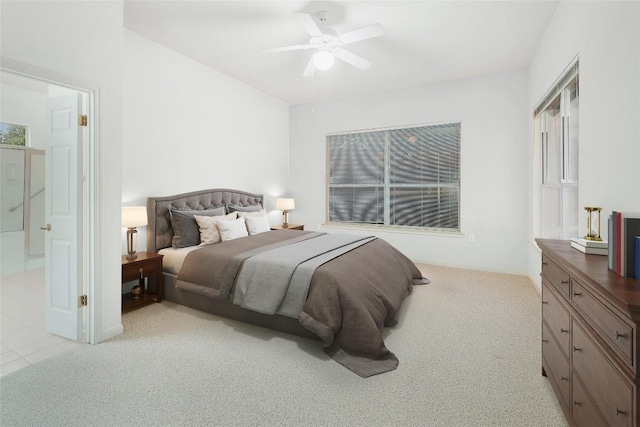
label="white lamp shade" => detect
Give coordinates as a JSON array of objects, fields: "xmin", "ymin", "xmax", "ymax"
[
  {"xmin": 122, "ymin": 206, "xmax": 148, "ymax": 228},
  {"xmin": 312, "ymin": 51, "xmax": 334, "ymax": 70},
  {"xmin": 276, "ymin": 198, "xmax": 295, "ymax": 211}
]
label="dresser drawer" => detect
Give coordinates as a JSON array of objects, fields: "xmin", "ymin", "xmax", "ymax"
[
  {"xmin": 572, "ymin": 371, "xmax": 607, "ymax": 427},
  {"xmin": 122, "ymin": 258, "xmax": 160, "ymax": 282},
  {"xmin": 542, "ymin": 321, "xmax": 570, "ymax": 409},
  {"xmin": 542, "ymin": 255, "xmax": 570, "ymax": 299},
  {"xmin": 572, "ymin": 320, "xmax": 633, "ymax": 427},
  {"xmin": 542, "ymin": 281, "xmax": 571, "ymax": 357},
  {"xmin": 572, "ymin": 280, "xmax": 633, "ymax": 364}
]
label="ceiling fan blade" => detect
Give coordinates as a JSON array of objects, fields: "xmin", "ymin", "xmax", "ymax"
[
  {"xmin": 338, "ymin": 23, "xmax": 384, "ymax": 45},
  {"xmin": 262, "ymin": 44, "xmax": 313, "ymax": 53},
  {"xmin": 333, "ymin": 47, "xmax": 372, "ymax": 70},
  {"xmin": 293, "ymin": 12, "xmax": 323, "ymax": 37},
  {"xmin": 302, "ymin": 57, "xmax": 316, "ymax": 77}
]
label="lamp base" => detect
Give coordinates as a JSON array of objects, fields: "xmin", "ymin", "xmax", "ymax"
[{"xmin": 126, "ymin": 227, "xmax": 138, "ymax": 260}]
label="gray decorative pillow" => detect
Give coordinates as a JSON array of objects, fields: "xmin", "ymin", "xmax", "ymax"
[
  {"xmin": 227, "ymin": 203, "xmax": 262, "ymax": 213},
  {"xmin": 170, "ymin": 206, "xmax": 225, "ymax": 248}
]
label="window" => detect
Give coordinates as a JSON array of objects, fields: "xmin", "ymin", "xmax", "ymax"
[
  {"xmin": 535, "ymin": 63, "xmax": 579, "ymax": 240},
  {"xmin": 0, "ymin": 122, "xmax": 28, "ymax": 146},
  {"xmin": 327, "ymin": 122, "xmax": 460, "ymax": 231}
]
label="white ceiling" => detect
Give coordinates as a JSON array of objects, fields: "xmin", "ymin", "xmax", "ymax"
[{"xmin": 124, "ymin": 1, "xmax": 559, "ymax": 105}]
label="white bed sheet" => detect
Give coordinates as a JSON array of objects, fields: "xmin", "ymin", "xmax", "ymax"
[{"xmin": 158, "ymin": 246, "xmax": 202, "ymax": 275}]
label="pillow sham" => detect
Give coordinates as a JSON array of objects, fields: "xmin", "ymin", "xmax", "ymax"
[
  {"xmin": 194, "ymin": 212, "xmax": 238, "ymax": 246},
  {"xmin": 170, "ymin": 206, "xmax": 226, "ymax": 248},
  {"xmin": 236, "ymin": 209, "xmax": 267, "ymax": 218},
  {"xmin": 217, "ymin": 217, "xmax": 249, "ymax": 242},
  {"xmin": 244, "ymin": 215, "xmax": 270, "ymax": 235},
  {"xmin": 227, "ymin": 203, "xmax": 262, "ymax": 213}
]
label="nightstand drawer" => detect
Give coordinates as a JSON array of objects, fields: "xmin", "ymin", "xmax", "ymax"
[{"xmin": 122, "ymin": 258, "xmax": 160, "ymax": 282}]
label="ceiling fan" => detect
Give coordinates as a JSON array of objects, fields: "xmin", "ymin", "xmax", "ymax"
[{"xmin": 263, "ymin": 11, "xmax": 384, "ymax": 76}]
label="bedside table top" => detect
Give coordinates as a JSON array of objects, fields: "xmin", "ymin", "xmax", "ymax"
[
  {"xmin": 121, "ymin": 251, "xmax": 163, "ymax": 265},
  {"xmin": 271, "ymin": 224, "xmax": 304, "ymax": 230}
]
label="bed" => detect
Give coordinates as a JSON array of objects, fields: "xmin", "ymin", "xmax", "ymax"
[{"xmin": 147, "ymin": 188, "xmax": 428, "ymax": 377}]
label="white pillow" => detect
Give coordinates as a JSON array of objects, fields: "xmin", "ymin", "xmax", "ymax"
[
  {"xmin": 244, "ymin": 215, "xmax": 271, "ymax": 235},
  {"xmin": 194, "ymin": 212, "xmax": 237, "ymax": 245},
  {"xmin": 217, "ymin": 217, "xmax": 249, "ymax": 242},
  {"xmin": 237, "ymin": 209, "xmax": 267, "ymax": 218}
]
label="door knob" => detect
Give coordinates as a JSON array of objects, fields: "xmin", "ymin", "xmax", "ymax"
[{"xmin": 40, "ymin": 224, "xmax": 51, "ymax": 231}]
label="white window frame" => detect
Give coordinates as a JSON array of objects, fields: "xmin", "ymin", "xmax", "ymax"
[{"xmin": 534, "ymin": 60, "xmax": 579, "ymax": 241}]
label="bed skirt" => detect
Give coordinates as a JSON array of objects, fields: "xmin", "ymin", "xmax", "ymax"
[{"xmin": 162, "ymin": 272, "xmax": 320, "ymax": 341}]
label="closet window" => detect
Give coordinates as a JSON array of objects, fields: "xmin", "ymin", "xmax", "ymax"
[
  {"xmin": 536, "ymin": 64, "xmax": 579, "ymax": 240},
  {"xmin": 327, "ymin": 122, "xmax": 460, "ymax": 231}
]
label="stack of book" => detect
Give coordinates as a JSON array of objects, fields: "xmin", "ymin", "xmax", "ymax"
[
  {"xmin": 570, "ymin": 237, "xmax": 608, "ymax": 255},
  {"xmin": 608, "ymin": 211, "xmax": 640, "ymax": 279}
]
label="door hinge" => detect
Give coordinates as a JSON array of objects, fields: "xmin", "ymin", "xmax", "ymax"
[
  {"xmin": 78, "ymin": 115, "xmax": 88, "ymax": 127},
  {"xmin": 78, "ymin": 295, "xmax": 88, "ymax": 307}
]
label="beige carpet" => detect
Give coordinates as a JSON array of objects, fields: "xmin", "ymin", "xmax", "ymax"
[{"xmin": 1, "ymin": 264, "xmax": 567, "ymax": 426}]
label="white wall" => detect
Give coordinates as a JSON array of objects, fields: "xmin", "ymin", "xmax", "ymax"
[
  {"xmin": 527, "ymin": 1, "xmax": 640, "ymax": 288},
  {"xmin": 122, "ymin": 30, "xmax": 290, "ymax": 247},
  {"xmin": 1, "ymin": 1, "xmax": 124, "ymax": 343},
  {"xmin": 290, "ymin": 69, "xmax": 530, "ymax": 274}
]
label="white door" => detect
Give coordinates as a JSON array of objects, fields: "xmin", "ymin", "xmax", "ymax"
[{"xmin": 44, "ymin": 93, "xmax": 83, "ymax": 341}]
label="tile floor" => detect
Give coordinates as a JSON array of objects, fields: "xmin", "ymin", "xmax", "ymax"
[{"xmin": 1, "ymin": 268, "xmax": 82, "ymax": 377}]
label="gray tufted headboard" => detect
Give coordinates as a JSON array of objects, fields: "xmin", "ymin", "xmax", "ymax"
[{"xmin": 146, "ymin": 188, "xmax": 263, "ymax": 253}]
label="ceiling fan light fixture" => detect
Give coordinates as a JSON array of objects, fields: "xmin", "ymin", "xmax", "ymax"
[{"xmin": 312, "ymin": 51, "xmax": 334, "ymax": 70}]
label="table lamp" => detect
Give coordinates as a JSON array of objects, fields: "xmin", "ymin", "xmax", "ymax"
[
  {"xmin": 122, "ymin": 206, "xmax": 147, "ymax": 259},
  {"xmin": 275, "ymin": 198, "xmax": 295, "ymax": 228}
]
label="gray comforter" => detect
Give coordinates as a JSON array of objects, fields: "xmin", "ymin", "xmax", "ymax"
[
  {"xmin": 234, "ymin": 233, "xmax": 376, "ymax": 317},
  {"xmin": 176, "ymin": 230, "xmax": 428, "ymax": 377}
]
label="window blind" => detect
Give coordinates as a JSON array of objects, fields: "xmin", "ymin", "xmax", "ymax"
[{"xmin": 327, "ymin": 122, "xmax": 460, "ymax": 231}]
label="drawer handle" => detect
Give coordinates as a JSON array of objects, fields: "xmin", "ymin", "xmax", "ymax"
[
  {"xmin": 542, "ymin": 301, "xmax": 548, "ymax": 305},
  {"xmin": 573, "ymin": 401, "xmax": 582, "ymax": 407},
  {"xmin": 560, "ymin": 376, "xmax": 569, "ymax": 382},
  {"xmin": 616, "ymin": 407, "xmax": 625, "ymax": 416},
  {"xmin": 560, "ymin": 328, "xmax": 568, "ymax": 334},
  {"xmin": 573, "ymin": 291, "xmax": 581, "ymax": 297},
  {"xmin": 542, "ymin": 339, "xmax": 548, "ymax": 343},
  {"xmin": 139, "ymin": 268, "xmax": 144, "ymax": 280},
  {"xmin": 573, "ymin": 346, "xmax": 582, "ymax": 352},
  {"xmin": 561, "ymin": 280, "xmax": 568, "ymax": 285},
  {"xmin": 615, "ymin": 330, "xmax": 627, "ymax": 339},
  {"xmin": 542, "ymin": 261, "xmax": 548, "ymax": 266}
]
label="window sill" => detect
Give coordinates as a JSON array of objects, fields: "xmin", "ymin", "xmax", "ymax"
[{"xmin": 322, "ymin": 222, "xmax": 463, "ymax": 238}]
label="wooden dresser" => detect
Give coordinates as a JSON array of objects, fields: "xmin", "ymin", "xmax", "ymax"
[{"xmin": 537, "ymin": 239, "xmax": 640, "ymax": 426}]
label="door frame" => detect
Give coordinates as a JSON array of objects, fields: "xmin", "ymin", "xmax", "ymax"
[{"xmin": 1, "ymin": 57, "xmax": 98, "ymax": 344}]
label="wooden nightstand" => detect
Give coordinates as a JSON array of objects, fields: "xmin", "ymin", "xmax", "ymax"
[
  {"xmin": 270, "ymin": 224, "xmax": 304, "ymax": 231},
  {"xmin": 121, "ymin": 252, "xmax": 164, "ymax": 312}
]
